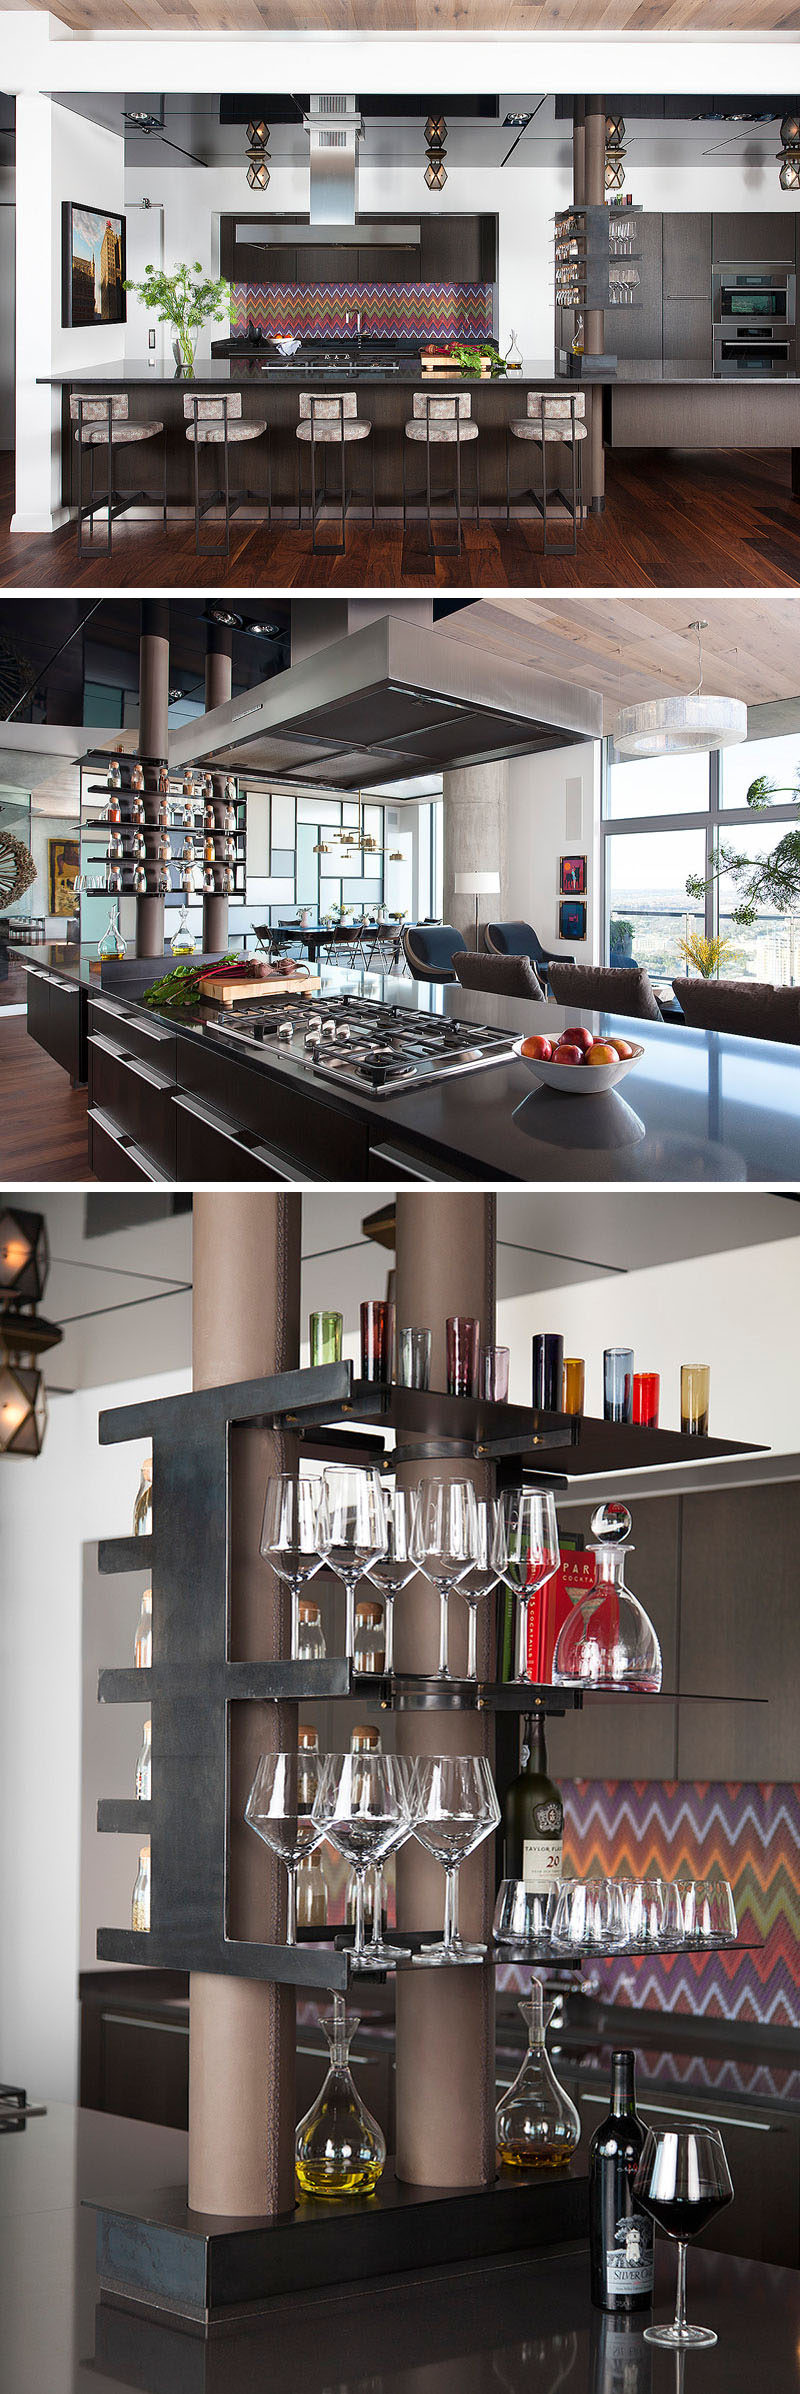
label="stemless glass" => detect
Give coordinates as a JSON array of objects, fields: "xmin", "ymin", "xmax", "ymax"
[
  {"xmin": 446, "ymin": 1316, "xmax": 481, "ymax": 1398},
  {"xmin": 322, "ymin": 1466, "xmax": 387, "ymax": 1662},
  {"xmin": 245, "ymin": 1750, "xmax": 323, "ymax": 1944},
  {"xmin": 681, "ymin": 1364, "xmax": 710, "ymax": 1436},
  {"xmin": 458, "ymin": 1496, "xmax": 505, "ymax": 1679},
  {"xmin": 604, "ymin": 1348, "xmax": 634, "ymax": 1423},
  {"xmin": 633, "ymin": 1371, "xmax": 660, "ymax": 1429},
  {"xmin": 313, "ymin": 1750, "xmax": 412, "ymax": 1969},
  {"xmin": 412, "ymin": 1754, "xmax": 501, "ymax": 1964},
  {"xmin": 260, "ymin": 1473, "xmax": 330, "ymax": 1661},
  {"xmin": 551, "ymin": 1878, "xmax": 627, "ymax": 1952},
  {"xmin": 398, "ymin": 1327, "xmax": 432, "ymax": 1390},
  {"xmin": 364, "ymin": 1485, "xmax": 419, "ymax": 1673},
  {"xmin": 310, "ymin": 1311, "xmax": 343, "ymax": 1366},
  {"xmin": 410, "ymin": 1478, "xmax": 479, "ymax": 1678},
  {"xmin": 532, "ymin": 1334, "xmax": 564, "ymax": 1412},
  {"xmin": 480, "ymin": 1346, "xmax": 510, "ymax": 1404},
  {"xmin": 562, "ymin": 1358, "xmax": 585, "ymax": 1420},
  {"xmin": 634, "ymin": 2123, "xmax": 734, "ymax": 2348},
  {"xmin": 360, "ymin": 1299, "xmax": 395, "ymax": 1386},
  {"xmin": 495, "ymin": 1489, "xmax": 560, "ymax": 1682}
]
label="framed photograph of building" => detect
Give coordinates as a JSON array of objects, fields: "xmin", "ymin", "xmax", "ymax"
[
  {"xmin": 559, "ymin": 897, "xmax": 587, "ymax": 942},
  {"xmin": 560, "ymin": 854, "xmax": 587, "ymax": 896},
  {"xmin": 48, "ymin": 838, "xmax": 80, "ymax": 917},
  {"xmin": 61, "ymin": 203, "xmax": 126, "ymax": 328}
]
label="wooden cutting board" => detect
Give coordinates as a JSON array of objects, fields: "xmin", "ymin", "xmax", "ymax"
[{"xmin": 198, "ymin": 970, "xmax": 321, "ymax": 1008}]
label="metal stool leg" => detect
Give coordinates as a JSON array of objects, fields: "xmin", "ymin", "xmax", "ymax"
[
  {"xmin": 475, "ymin": 439, "xmax": 481, "ymax": 529},
  {"xmin": 455, "ymin": 432, "xmax": 462, "ymax": 557},
  {"xmin": 371, "ymin": 435, "xmax": 376, "ymax": 529},
  {"xmin": 162, "ymin": 426, "xmax": 168, "ymax": 528},
  {"xmin": 193, "ymin": 429, "xmax": 201, "ymax": 554},
  {"xmin": 297, "ymin": 442, "xmax": 303, "ymax": 531},
  {"xmin": 425, "ymin": 427, "xmax": 433, "ymax": 556},
  {"xmin": 541, "ymin": 438, "xmax": 549, "ymax": 554},
  {"xmin": 106, "ymin": 441, "xmax": 113, "ymax": 556},
  {"xmin": 570, "ymin": 433, "xmax": 578, "ymax": 556},
  {"xmin": 223, "ymin": 423, "xmax": 231, "ymax": 561},
  {"xmin": 402, "ymin": 436, "xmax": 407, "ymax": 533}
]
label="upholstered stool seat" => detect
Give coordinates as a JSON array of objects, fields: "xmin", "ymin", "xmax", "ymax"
[
  {"xmin": 69, "ymin": 395, "xmax": 167, "ymax": 558},
  {"xmin": 183, "ymin": 393, "xmax": 270, "ymax": 558},
  {"xmin": 506, "ymin": 390, "xmax": 586, "ymax": 554},
  {"xmin": 296, "ymin": 393, "xmax": 375, "ymax": 554},
  {"xmin": 403, "ymin": 393, "xmax": 480, "ymax": 558}
]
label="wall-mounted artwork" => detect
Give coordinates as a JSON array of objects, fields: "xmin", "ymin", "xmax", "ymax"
[
  {"xmin": 48, "ymin": 838, "xmax": 80, "ymax": 917},
  {"xmin": 62, "ymin": 204, "xmax": 126, "ymax": 328},
  {"xmin": 559, "ymin": 898, "xmax": 587, "ymax": 943},
  {"xmin": 560, "ymin": 854, "xmax": 587, "ymax": 896}
]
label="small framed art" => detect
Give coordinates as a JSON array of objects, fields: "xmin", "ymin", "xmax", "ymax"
[
  {"xmin": 560, "ymin": 854, "xmax": 587, "ymax": 896},
  {"xmin": 559, "ymin": 898, "xmax": 587, "ymax": 942}
]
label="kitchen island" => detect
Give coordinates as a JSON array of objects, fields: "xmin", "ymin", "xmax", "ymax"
[
  {"xmin": 18, "ymin": 943, "xmax": 800, "ymax": 1185},
  {"xmin": 38, "ymin": 355, "xmax": 800, "ymax": 516}
]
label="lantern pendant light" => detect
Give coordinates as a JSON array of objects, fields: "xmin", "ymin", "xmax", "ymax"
[
  {"xmin": 246, "ymin": 119, "xmax": 270, "ymax": 191},
  {"xmin": 604, "ymin": 114, "xmax": 627, "ymax": 193},
  {"xmin": 0, "ymin": 1209, "xmax": 61, "ymax": 1458},
  {"xmin": 424, "ymin": 112, "xmax": 447, "ymax": 191},
  {"xmin": 778, "ymin": 114, "xmax": 800, "ymax": 189}
]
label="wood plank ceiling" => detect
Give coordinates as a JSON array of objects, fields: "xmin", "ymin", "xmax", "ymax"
[
  {"xmin": 5, "ymin": 0, "xmax": 800, "ymax": 26},
  {"xmin": 444, "ymin": 593, "xmax": 800, "ymax": 729}
]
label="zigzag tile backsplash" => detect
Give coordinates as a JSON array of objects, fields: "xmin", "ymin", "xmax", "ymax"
[
  {"xmin": 230, "ymin": 281, "xmax": 494, "ymax": 342},
  {"xmin": 511, "ymin": 1781, "xmax": 799, "ymax": 2028}
]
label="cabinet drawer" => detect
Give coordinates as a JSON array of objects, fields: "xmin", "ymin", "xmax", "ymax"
[
  {"xmin": 174, "ymin": 1091, "xmax": 300, "ymax": 1181},
  {"xmin": 176, "ymin": 1035, "xmax": 369, "ymax": 1180},
  {"xmin": 89, "ymin": 996, "xmax": 177, "ymax": 1075},
  {"xmin": 88, "ymin": 1107, "xmax": 169, "ymax": 1183},
  {"xmin": 89, "ymin": 1036, "xmax": 177, "ymax": 1179}
]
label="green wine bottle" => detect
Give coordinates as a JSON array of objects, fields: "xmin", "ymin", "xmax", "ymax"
[{"xmin": 502, "ymin": 1713, "xmax": 563, "ymax": 1891}]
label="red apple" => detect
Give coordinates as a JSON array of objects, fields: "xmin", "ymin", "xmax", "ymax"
[
  {"xmin": 604, "ymin": 1035, "xmax": 634, "ymax": 1059},
  {"xmin": 564, "ymin": 1025, "xmax": 593, "ymax": 1052},
  {"xmin": 584, "ymin": 1042, "xmax": 617, "ymax": 1065},
  {"xmin": 521, "ymin": 1034, "xmax": 553, "ymax": 1060},
  {"xmin": 553, "ymin": 1043, "xmax": 583, "ymax": 1066}
]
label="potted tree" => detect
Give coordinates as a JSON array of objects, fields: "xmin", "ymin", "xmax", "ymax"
[{"xmin": 124, "ymin": 260, "xmax": 232, "ymax": 377}]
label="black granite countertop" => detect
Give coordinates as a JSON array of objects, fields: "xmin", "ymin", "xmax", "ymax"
[
  {"xmin": 37, "ymin": 355, "xmax": 800, "ymax": 390},
  {"xmin": 18, "ymin": 944, "xmax": 800, "ymax": 1184},
  {"xmin": 2, "ymin": 2102, "xmax": 800, "ymax": 2393}
]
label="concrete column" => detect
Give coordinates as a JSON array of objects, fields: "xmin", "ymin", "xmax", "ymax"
[
  {"xmin": 585, "ymin": 98, "xmax": 606, "ymax": 513},
  {"xmin": 393, "ymin": 1193, "xmax": 496, "ymax": 2188},
  {"xmin": 136, "ymin": 600, "xmax": 169, "ymax": 958},
  {"xmin": 188, "ymin": 1192, "xmax": 302, "ymax": 2219},
  {"xmin": 443, "ymin": 760, "xmax": 509, "ymax": 946},
  {"xmin": 203, "ymin": 623, "xmax": 233, "ymax": 954},
  {"xmin": 573, "ymin": 100, "xmax": 586, "ymax": 207}
]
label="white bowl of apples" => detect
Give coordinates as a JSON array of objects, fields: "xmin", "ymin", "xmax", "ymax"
[{"xmin": 513, "ymin": 1025, "xmax": 644, "ymax": 1094}]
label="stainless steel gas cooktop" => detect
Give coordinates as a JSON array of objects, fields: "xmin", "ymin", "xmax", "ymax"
[{"xmin": 209, "ymin": 992, "xmax": 516, "ymax": 1098}]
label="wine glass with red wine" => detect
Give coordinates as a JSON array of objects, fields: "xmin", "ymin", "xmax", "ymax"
[{"xmin": 634, "ymin": 2123, "xmax": 734, "ymax": 2348}]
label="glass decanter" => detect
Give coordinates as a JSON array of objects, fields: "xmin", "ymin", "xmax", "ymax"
[
  {"xmin": 295, "ymin": 1995, "xmax": 386, "ymax": 2199},
  {"xmin": 495, "ymin": 1980, "xmax": 580, "ymax": 2170},
  {"xmin": 170, "ymin": 906, "xmax": 196, "ymax": 956},
  {"xmin": 552, "ymin": 1502, "xmax": 662, "ymax": 1693},
  {"xmin": 97, "ymin": 907, "xmax": 126, "ymax": 960}
]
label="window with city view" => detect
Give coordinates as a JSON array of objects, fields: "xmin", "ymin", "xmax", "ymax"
[{"xmin": 604, "ymin": 729, "xmax": 800, "ymax": 990}]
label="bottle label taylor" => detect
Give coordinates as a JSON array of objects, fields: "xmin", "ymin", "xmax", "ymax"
[
  {"xmin": 605, "ymin": 2215, "xmax": 654, "ymax": 2296},
  {"xmin": 522, "ymin": 1800, "xmax": 563, "ymax": 1891}
]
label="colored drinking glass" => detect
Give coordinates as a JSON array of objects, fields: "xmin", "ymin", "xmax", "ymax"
[
  {"xmin": 633, "ymin": 1371, "xmax": 660, "ymax": 1429},
  {"xmin": 310, "ymin": 1311, "xmax": 343, "ymax": 1367},
  {"xmin": 480, "ymin": 1345, "xmax": 510, "ymax": 1404},
  {"xmin": 360, "ymin": 1299, "xmax": 395, "ymax": 1386},
  {"xmin": 532, "ymin": 1334, "xmax": 564, "ymax": 1412},
  {"xmin": 562, "ymin": 1357, "xmax": 585, "ymax": 1419},
  {"xmin": 604, "ymin": 1347, "xmax": 634, "ymax": 1423},
  {"xmin": 681, "ymin": 1364, "xmax": 710, "ymax": 1436},
  {"xmin": 446, "ymin": 1316, "xmax": 481, "ymax": 1399}
]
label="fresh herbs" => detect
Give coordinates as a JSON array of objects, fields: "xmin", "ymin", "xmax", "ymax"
[
  {"xmin": 452, "ymin": 341, "xmax": 507, "ymax": 378},
  {"xmin": 143, "ymin": 956, "xmax": 235, "ymax": 1010}
]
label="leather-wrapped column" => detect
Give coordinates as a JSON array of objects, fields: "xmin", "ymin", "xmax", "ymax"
[
  {"xmin": 394, "ymin": 1193, "xmax": 497, "ymax": 2188},
  {"xmin": 188, "ymin": 1192, "xmax": 301, "ymax": 2217}
]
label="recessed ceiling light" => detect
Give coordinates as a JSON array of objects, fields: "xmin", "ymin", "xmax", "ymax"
[
  {"xmin": 503, "ymin": 112, "xmax": 533, "ymax": 128},
  {"xmin": 241, "ymin": 620, "xmax": 283, "ymax": 640}
]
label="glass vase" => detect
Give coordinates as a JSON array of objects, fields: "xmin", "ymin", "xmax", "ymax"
[
  {"xmin": 295, "ymin": 1996, "xmax": 386, "ymax": 2198},
  {"xmin": 552, "ymin": 1502, "xmax": 662, "ymax": 1692},
  {"xmin": 496, "ymin": 1981, "xmax": 580, "ymax": 2170}
]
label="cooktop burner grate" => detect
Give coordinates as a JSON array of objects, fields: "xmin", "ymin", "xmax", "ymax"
[{"xmin": 209, "ymin": 993, "xmax": 516, "ymax": 1097}]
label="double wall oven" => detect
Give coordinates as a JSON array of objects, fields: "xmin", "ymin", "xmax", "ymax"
[{"xmin": 712, "ymin": 263, "xmax": 796, "ymax": 376}]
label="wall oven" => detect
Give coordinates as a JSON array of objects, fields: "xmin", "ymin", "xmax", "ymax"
[{"xmin": 712, "ymin": 265, "xmax": 795, "ymax": 376}]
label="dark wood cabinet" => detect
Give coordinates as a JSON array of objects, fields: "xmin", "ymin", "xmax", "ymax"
[
  {"xmin": 713, "ymin": 211, "xmax": 796, "ymax": 265},
  {"xmin": 25, "ymin": 962, "xmax": 86, "ymax": 1085},
  {"xmin": 663, "ymin": 213, "xmax": 712, "ymax": 299}
]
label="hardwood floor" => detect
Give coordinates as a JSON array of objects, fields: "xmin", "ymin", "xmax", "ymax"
[
  {"xmin": 0, "ymin": 1015, "xmax": 92, "ymax": 1182},
  {"xmin": 2, "ymin": 448, "xmax": 800, "ymax": 590}
]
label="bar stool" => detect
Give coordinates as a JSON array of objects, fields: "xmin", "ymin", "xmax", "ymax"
[
  {"xmin": 296, "ymin": 392, "xmax": 375, "ymax": 556},
  {"xmin": 70, "ymin": 395, "xmax": 166, "ymax": 560},
  {"xmin": 403, "ymin": 392, "xmax": 480, "ymax": 559},
  {"xmin": 184, "ymin": 394, "xmax": 270, "ymax": 559},
  {"xmin": 506, "ymin": 391, "xmax": 586, "ymax": 556}
]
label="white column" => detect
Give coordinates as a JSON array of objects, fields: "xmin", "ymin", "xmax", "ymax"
[{"xmin": 12, "ymin": 95, "xmax": 66, "ymax": 534}]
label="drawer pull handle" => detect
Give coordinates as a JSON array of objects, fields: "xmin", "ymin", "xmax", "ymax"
[{"xmin": 173, "ymin": 1091, "xmax": 298, "ymax": 1180}]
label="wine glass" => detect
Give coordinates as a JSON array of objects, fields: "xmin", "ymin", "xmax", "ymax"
[
  {"xmin": 495, "ymin": 1490, "xmax": 560, "ymax": 1682},
  {"xmin": 260, "ymin": 1473, "xmax": 330, "ymax": 1661},
  {"xmin": 313, "ymin": 1750, "xmax": 412, "ymax": 1970},
  {"xmin": 634, "ymin": 2123, "xmax": 734, "ymax": 2348},
  {"xmin": 363, "ymin": 1485, "xmax": 419, "ymax": 1674},
  {"xmin": 458, "ymin": 1497, "xmax": 505, "ymax": 1681},
  {"xmin": 410, "ymin": 1479, "xmax": 479, "ymax": 1679},
  {"xmin": 412, "ymin": 1753, "xmax": 501, "ymax": 1964},
  {"xmin": 245, "ymin": 1750, "xmax": 323, "ymax": 1944},
  {"xmin": 322, "ymin": 1466, "xmax": 387, "ymax": 1662}
]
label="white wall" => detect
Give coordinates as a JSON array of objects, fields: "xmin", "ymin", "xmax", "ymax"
[
  {"xmin": 13, "ymin": 97, "xmax": 125, "ymax": 532},
  {"xmin": 507, "ymin": 740, "xmax": 601, "ymax": 965}
]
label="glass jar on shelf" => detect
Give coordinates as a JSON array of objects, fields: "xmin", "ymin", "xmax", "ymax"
[
  {"xmin": 354, "ymin": 1597, "xmax": 385, "ymax": 1676},
  {"xmin": 107, "ymin": 759, "xmax": 122, "ymax": 793},
  {"xmin": 131, "ymin": 1844, "xmax": 150, "ymax": 1931},
  {"xmin": 133, "ymin": 1456, "xmax": 152, "ymax": 1538},
  {"xmin": 134, "ymin": 1586, "xmax": 152, "ymax": 1668},
  {"xmin": 135, "ymin": 1717, "xmax": 151, "ymax": 1800},
  {"xmin": 297, "ymin": 1848, "xmax": 328, "ymax": 1929},
  {"xmin": 295, "ymin": 1994, "xmax": 386, "ymax": 2198},
  {"xmin": 297, "ymin": 1599, "xmax": 326, "ymax": 1663},
  {"xmin": 495, "ymin": 1979, "xmax": 580, "ymax": 2169},
  {"xmin": 552, "ymin": 1502, "xmax": 662, "ymax": 1693}
]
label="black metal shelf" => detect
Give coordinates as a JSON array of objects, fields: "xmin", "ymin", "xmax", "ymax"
[
  {"xmin": 96, "ymin": 1662, "xmax": 764, "ymax": 1712},
  {"xmin": 97, "ymin": 1799, "xmax": 151, "ymax": 1832},
  {"xmin": 94, "ymin": 1923, "xmax": 761, "ymax": 1990}
]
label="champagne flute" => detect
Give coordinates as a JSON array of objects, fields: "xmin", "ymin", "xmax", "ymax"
[
  {"xmin": 634, "ymin": 2123, "xmax": 734, "ymax": 2348},
  {"xmin": 260, "ymin": 1472, "xmax": 330, "ymax": 1661},
  {"xmin": 322, "ymin": 1465, "xmax": 387, "ymax": 1663},
  {"xmin": 410, "ymin": 1479, "xmax": 479, "ymax": 1679}
]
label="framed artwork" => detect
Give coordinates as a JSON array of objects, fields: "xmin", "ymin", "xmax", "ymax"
[
  {"xmin": 48, "ymin": 839, "xmax": 80, "ymax": 917},
  {"xmin": 560, "ymin": 854, "xmax": 587, "ymax": 896},
  {"xmin": 62, "ymin": 203, "xmax": 127, "ymax": 328},
  {"xmin": 559, "ymin": 897, "xmax": 587, "ymax": 942}
]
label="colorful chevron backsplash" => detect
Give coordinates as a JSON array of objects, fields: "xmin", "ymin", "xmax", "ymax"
[
  {"xmin": 230, "ymin": 281, "xmax": 493, "ymax": 341},
  {"xmin": 504, "ymin": 1782, "xmax": 799, "ymax": 2027}
]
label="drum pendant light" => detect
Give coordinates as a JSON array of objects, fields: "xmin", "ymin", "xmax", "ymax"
[{"xmin": 614, "ymin": 620, "xmax": 748, "ymax": 757}]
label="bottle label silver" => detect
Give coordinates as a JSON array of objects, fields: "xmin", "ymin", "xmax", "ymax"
[
  {"xmin": 606, "ymin": 2216, "xmax": 654, "ymax": 2294},
  {"xmin": 522, "ymin": 1835, "xmax": 563, "ymax": 1891}
]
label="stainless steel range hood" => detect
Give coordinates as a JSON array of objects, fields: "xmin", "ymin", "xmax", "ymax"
[
  {"xmin": 236, "ymin": 92, "xmax": 420, "ymax": 247},
  {"xmin": 168, "ymin": 613, "xmax": 602, "ymax": 794}
]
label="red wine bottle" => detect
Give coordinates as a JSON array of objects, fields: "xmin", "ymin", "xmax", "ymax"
[{"xmin": 589, "ymin": 2051, "xmax": 654, "ymax": 2312}]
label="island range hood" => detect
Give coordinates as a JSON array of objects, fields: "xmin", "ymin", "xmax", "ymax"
[
  {"xmin": 168, "ymin": 611, "xmax": 601, "ymax": 793},
  {"xmin": 236, "ymin": 96, "xmax": 420, "ymax": 247}
]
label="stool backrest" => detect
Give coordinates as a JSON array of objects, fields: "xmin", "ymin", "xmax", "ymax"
[
  {"xmin": 183, "ymin": 394, "xmax": 243, "ymax": 421},
  {"xmin": 69, "ymin": 394, "xmax": 129, "ymax": 422},
  {"xmin": 526, "ymin": 391, "xmax": 586, "ymax": 421},
  {"xmin": 412, "ymin": 392, "xmax": 472, "ymax": 419},
  {"xmin": 298, "ymin": 391, "xmax": 358, "ymax": 420}
]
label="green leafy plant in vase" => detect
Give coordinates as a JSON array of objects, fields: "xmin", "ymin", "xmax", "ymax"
[{"xmin": 124, "ymin": 261, "xmax": 232, "ymax": 376}]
